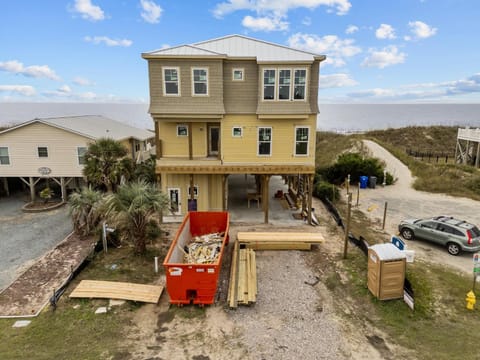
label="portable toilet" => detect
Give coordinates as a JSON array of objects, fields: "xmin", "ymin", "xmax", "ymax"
[{"xmin": 367, "ymin": 243, "xmax": 406, "ymax": 300}]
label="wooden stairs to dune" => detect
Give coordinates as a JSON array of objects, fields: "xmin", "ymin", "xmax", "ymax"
[{"xmin": 227, "ymin": 232, "xmax": 324, "ymax": 308}]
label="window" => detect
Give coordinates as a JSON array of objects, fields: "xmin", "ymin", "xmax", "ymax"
[
  {"xmin": 188, "ymin": 185, "xmax": 199, "ymax": 198},
  {"xmin": 258, "ymin": 127, "xmax": 272, "ymax": 156},
  {"xmin": 0, "ymin": 147, "xmax": 10, "ymax": 165},
  {"xmin": 232, "ymin": 68, "xmax": 244, "ymax": 81},
  {"xmin": 294, "ymin": 69, "xmax": 306, "ymax": 100},
  {"xmin": 278, "ymin": 69, "xmax": 291, "ymax": 100},
  {"xmin": 263, "ymin": 69, "xmax": 276, "ymax": 100},
  {"xmin": 192, "ymin": 68, "xmax": 208, "ymax": 95},
  {"xmin": 295, "ymin": 127, "xmax": 309, "ymax": 156},
  {"xmin": 232, "ymin": 126, "xmax": 243, "ymax": 137},
  {"xmin": 262, "ymin": 67, "xmax": 307, "ymax": 101},
  {"xmin": 163, "ymin": 67, "xmax": 180, "ymax": 95},
  {"xmin": 37, "ymin": 146, "xmax": 48, "ymax": 158},
  {"xmin": 177, "ymin": 124, "xmax": 188, "ymax": 136},
  {"xmin": 77, "ymin": 147, "xmax": 87, "ymax": 165}
]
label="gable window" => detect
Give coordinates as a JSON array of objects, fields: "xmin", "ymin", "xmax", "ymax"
[
  {"xmin": 295, "ymin": 127, "xmax": 309, "ymax": 156},
  {"xmin": 262, "ymin": 67, "xmax": 307, "ymax": 101},
  {"xmin": 294, "ymin": 69, "xmax": 306, "ymax": 100},
  {"xmin": 177, "ymin": 124, "xmax": 188, "ymax": 136},
  {"xmin": 163, "ymin": 67, "xmax": 180, "ymax": 95},
  {"xmin": 232, "ymin": 126, "xmax": 243, "ymax": 137},
  {"xmin": 192, "ymin": 68, "xmax": 208, "ymax": 95},
  {"xmin": 77, "ymin": 147, "xmax": 87, "ymax": 165},
  {"xmin": 232, "ymin": 68, "xmax": 244, "ymax": 81},
  {"xmin": 37, "ymin": 146, "xmax": 48, "ymax": 158},
  {"xmin": 0, "ymin": 147, "xmax": 10, "ymax": 165},
  {"xmin": 258, "ymin": 127, "xmax": 272, "ymax": 156},
  {"xmin": 278, "ymin": 69, "xmax": 291, "ymax": 100},
  {"xmin": 263, "ymin": 69, "xmax": 276, "ymax": 100}
]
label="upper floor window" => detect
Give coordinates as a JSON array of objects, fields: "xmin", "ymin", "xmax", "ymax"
[
  {"xmin": 263, "ymin": 69, "xmax": 276, "ymax": 100},
  {"xmin": 295, "ymin": 127, "xmax": 309, "ymax": 156},
  {"xmin": 192, "ymin": 68, "xmax": 208, "ymax": 95},
  {"xmin": 233, "ymin": 68, "xmax": 244, "ymax": 81},
  {"xmin": 0, "ymin": 147, "xmax": 10, "ymax": 165},
  {"xmin": 263, "ymin": 67, "xmax": 307, "ymax": 101},
  {"xmin": 77, "ymin": 147, "xmax": 87, "ymax": 165},
  {"xmin": 232, "ymin": 126, "xmax": 243, "ymax": 137},
  {"xmin": 163, "ymin": 67, "xmax": 180, "ymax": 96},
  {"xmin": 37, "ymin": 146, "xmax": 48, "ymax": 158},
  {"xmin": 177, "ymin": 124, "xmax": 188, "ymax": 136},
  {"xmin": 258, "ymin": 127, "xmax": 272, "ymax": 156}
]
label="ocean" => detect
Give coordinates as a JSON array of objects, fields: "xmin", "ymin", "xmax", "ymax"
[{"xmin": 1, "ymin": 102, "xmax": 479, "ymax": 131}]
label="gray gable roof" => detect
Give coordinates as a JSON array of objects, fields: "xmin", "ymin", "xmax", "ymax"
[
  {"xmin": 0, "ymin": 115, "xmax": 154, "ymax": 142},
  {"xmin": 143, "ymin": 34, "xmax": 325, "ymax": 63}
]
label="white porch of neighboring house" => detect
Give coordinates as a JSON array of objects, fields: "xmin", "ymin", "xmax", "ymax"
[{"xmin": 456, "ymin": 127, "xmax": 480, "ymax": 167}]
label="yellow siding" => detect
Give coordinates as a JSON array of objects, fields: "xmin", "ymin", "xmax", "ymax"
[
  {"xmin": 221, "ymin": 114, "xmax": 316, "ymax": 165},
  {"xmin": 0, "ymin": 123, "xmax": 93, "ymax": 177},
  {"xmin": 159, "ymin": 122, "xmax": 207, "ymax": 157}
]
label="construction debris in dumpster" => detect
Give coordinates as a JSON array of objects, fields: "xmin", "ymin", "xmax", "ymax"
[{"xmin": 182, "ymin": 232, "xmax": 225, "ymax": 264}]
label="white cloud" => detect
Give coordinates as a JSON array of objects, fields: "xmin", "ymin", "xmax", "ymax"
[
  {"xmin": 375, "ymin": 24, "xmax": 396, "ymax": 39},
  {"xmin": 405, "ymin": 21, "xmax": 437, "ymax": 40},
  {"xmin": 361, "ymin": 45, "xmax": 406, "ymax": 68},
  {"xmin": 79, "ymin": 91, "xmax": 97, "ymax": 100},
  {"xmin": 302, "ymin": 17, "xmax": 312, "ymax": 26},
  {"xmin": 345, "ymin": 25, "xmax": 358, "ymax": 34},
  {"xmin": 0, "ymin": 85, "xmax": 36, "ymax": 96},
  {"xmin": 242, "ymin": 15, "xmax": 288, "ymax": 32},
  {"xmin": 73, "ymin": 76, "xmax": 95, "ymax": 86},
  {"xmin": 0, "ymin": 60, "xmax": 60, "ymax": 80},
  {"xmin": 73, "ymin": 0, "xmax": 105, "ymax": 21},
  {"xmin": 140, "ymin": 0, "xmax": 162, "ymax": 24},
  {"xmin": 58, "ymin": 85, "xmax": 72, "ymax": 93},
  {"xmin": 320, "ymin": 73, "xmax": 358, "ymax": 88},
  {"xmin": 213, "ymin": 0, "xmax": 352, "ymax": 18},
  {"xmin": 84, "ymin": 36, "xmax": 133, "ymax": 47},
  {"xmin": 287, "ymin": 33, "xmax": 361, "ymax": 67}
]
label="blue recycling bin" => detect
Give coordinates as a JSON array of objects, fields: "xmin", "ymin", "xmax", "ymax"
[{"xmin": 359, "ymin": 176, "xmax": 368, "ymax": 189}]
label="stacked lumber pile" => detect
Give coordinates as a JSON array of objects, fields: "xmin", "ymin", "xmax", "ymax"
[
  {"xmin": 227, "ymin": 241, "xmax": 257, "ymax": 308},
  {"xmin": 236, "ymin": 232, "xmax": 324, "ymax": 250}
]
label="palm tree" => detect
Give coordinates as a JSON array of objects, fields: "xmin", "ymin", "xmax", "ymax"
[
  {"xmin": 68, "ymin": 186, "xmax": 104, "ymax": 238},
  {"xmin": 83, "ymin": 138, "xmax": 131, "ymax": 193},
  {"xmin": 104, "ymin": 180, "xmax": 169, "ymax": 254}
]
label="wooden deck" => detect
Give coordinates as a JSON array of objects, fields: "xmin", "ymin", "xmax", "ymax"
[{"xmin": 69, "ymin": 280, "xmax": 164, "ymax": 303}]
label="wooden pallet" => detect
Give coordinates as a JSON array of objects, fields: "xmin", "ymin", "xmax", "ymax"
[
  {"xmin": 69, "ymin": 280, "xmax": 164, "ymax": 304},
  {"xmin": 227, "ymin": 242, "xmax": 257, "ymax": 308}
]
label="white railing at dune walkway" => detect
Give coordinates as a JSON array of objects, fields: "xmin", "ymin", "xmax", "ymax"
[{"xmin": 458, "ymin": 127, "xmax": 480, "ymax": 142}]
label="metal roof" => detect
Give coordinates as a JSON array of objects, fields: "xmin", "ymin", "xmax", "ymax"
[
  {"xmin": 143, "ymin": 34, "xmax": 325, "ymax": 63},
  {"xmin": 0, "ymin": 115, "xmax": 154, "ymax": 142}
]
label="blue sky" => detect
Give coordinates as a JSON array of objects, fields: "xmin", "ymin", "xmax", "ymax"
[{"xmin": 1, "ymin": 0, "xmax": 479, "ymax": 104}]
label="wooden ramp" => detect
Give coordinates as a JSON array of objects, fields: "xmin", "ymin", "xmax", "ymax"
[
  {"xmin": 69, "ymin": 280, "xmax": 163, "ymax": 304},
  {"xmin": 237, "ymin": 232, "xmax": 324, "ymax": 250}
]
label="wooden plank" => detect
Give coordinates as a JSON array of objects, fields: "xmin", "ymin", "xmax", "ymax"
[
  {"xmin": 227, "ymin": 240, "xmax": 240, "ymax": 308},
  {"xmin": 244, "ymin": 242, "xmax": 312, "ymax": 251},
  {"xmin": 247, "ymin": 249, "xmax": 256, "ymax": 303},
  {"xmin": 237, "ymin": 249, "xmax": 247, "ymax": 304},
  {"xmin": 69, "ymin": 280, "xmax": 163, "ymax": 303},
  {"xmin": 237, "ymin": 232, "xmax": 324, "ymax": 243}
]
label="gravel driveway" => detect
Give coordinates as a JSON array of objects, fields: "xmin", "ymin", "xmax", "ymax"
[
  {"xmin": 0, "ymin": 195, "xmax": 73, "ymax": 291},
  {"xmin": 358, "ymin": 140, "xmax": 480, "ymax": 273}
]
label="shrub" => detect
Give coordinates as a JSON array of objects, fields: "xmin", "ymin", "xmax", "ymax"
[{"xmin": 313, "ymin": 180, "xmax": 339, "ymax": 201}]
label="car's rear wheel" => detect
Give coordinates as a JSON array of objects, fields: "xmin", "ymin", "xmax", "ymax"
[
  {"xmin": 400, "ymin": 228, "xmax": 414, "ymax": 240},
  {"xmin": 447, "ymin": 242, "xmax": 461, "ymax": 256}
]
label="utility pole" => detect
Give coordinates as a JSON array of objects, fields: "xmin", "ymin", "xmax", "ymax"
[{"xmin": 343, "ymin": 193, "xmax": 352, "ymax": 259}]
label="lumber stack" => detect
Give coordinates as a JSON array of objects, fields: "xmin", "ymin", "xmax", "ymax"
[
  {"xmin": 236, "ymin": 232, "xmax": 324, "ymax": 251},
  {"xmin": 227, "ymin": 241, "xmax": 257, "ymax": 308}
]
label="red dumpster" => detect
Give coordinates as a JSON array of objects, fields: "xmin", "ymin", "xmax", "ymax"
[{"xmin": 163, "ymin": 211, "xmax": 230, "ymax": 305}]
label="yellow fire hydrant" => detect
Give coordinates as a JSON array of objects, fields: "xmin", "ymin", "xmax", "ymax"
[{"xmin": 466, "ymin": 290, "xmax": 476, "ymax": 310}]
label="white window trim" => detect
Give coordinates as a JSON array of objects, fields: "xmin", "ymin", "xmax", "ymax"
[
  {"xmin": 294, "ymin": 126, "xmax": 310, "ymax": 156},
  {"xmin": 262, "ymin": 67, "xmax": 308, "ymax": 102},
  {"xmin": 0, "ymin": 146, "xmax": 11, "ymax": 166},
  {"xmin": 232, "ymin": 126, "xmax": 243, "ymax": 137},
  {"xmin": 232, "ymin": 68, "xmax": 244, "ymax": 81},
  {"xmin": 188, "ymin": 184, "xmax": 199, "ymax": 198},
  {"xmin": 191, "ymin": 67, "xmax": 209, "ymax": 96},
  {"xmin": 257, "ymin": 127, "xmax": 272, "ymax": 157},
  {"xmin": 77, "ymin": 146, "xmax": 87, "ymax": 165},
  {"xmin": 37, "ymin": 145, "xmax": 49, "ymax": 158},
  {"xmin": 177, "ymin": 124, "xmax": 188, "ymax": 137},
  {"xmin": 162, "ymin": 66, "xmax": 180, "ymax": 96}
]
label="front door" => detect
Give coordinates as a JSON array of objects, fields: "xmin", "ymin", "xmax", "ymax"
[
  {"xmin": 208, "ymin": 125, "xmax": 219, "ymax": 156},
  {"xmin": 168, "ymin": 188, "xmax": 181, "ymax": 215}
]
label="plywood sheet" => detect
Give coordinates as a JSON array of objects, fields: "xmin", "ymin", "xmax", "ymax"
[{"xmin": 69, "ymin": 280, "xmax": 163, "ymax": 303}]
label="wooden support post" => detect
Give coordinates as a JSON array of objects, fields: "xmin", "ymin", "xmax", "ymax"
[
  {"xmin": 2, "ymin": 177, "xmax": 9, "ymax": 196},
  {"xmin": 382, "ymin": 201, "xmax": 388, "ymax": 230},
  {"xmin": 263, "ymin": 175, "xmax": 270, "ymax": 224},
  {"xmin": 476, "ymin": 142, "xmax": 480, "ymax": 168},
  {"xmin": 356, "ymin": 185, "xmax": 360, "ymax": 207},
  {"xmin": 188, "ymin": 123, "xmax": 193, "ymax": 160},
  {"xmin": 222, "ymin": 174, "xmax": 228, "ymax": 211},
  {"xmin": 307, "ymin": 174, "xmax": 314, "ymax": 225},
  {"xmin": 343, "ymin": 193, "xmax": 352, "ymax": 259},
  {"xmin": 29, "ymin": 177, "xmax": 35, "ymax": 202},
  {"xmin": 60, "ymin": 177, "xmax": 66, "ymax": 202}
]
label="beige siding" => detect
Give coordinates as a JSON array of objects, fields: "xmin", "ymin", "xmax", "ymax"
[
  {"xmin": 0, "ymin": 123, "xmax": 93, "ymax": 177},
  {"xmin": 223, "ymin": 60, "xmax": 258, "ymax": 113},
  {"xmin": 148, "ymin": 59, "xmax": 225, "ymax": 115},
  {"xmin": 221, "ymin": 115, "xmax": 316, "ymax": 166}
]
